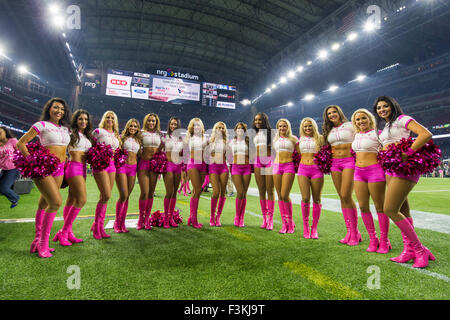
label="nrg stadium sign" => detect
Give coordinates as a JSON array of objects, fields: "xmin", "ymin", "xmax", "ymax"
[{"xmin": 156, "ymin": 68, "xmax": 200, "ymax": 81}]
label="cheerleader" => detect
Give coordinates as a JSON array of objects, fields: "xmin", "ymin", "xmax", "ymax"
[
  {"xmin": 208, "ymin": 121, "xmax": 229, "ymax": 227},
  {"xmin": 91, "ymin": 111, "xmax": 120, "ymax": 239},
  {"xmin": 252, "ymin": 112, "xmax": 275, "ymax": 230},
  {"xmin": 374, "ymin": 96, "xmax": 435, "ymax": 268},
  {"xmin": 178, "ymin": 165, "xmax": 191, "ymax": 196},
  {"xmin": 53, "ymin": 109, "xmax": 93, "ymax": 245},
  {"xmin": 273, "ymin": 119, "xmax": 298, "ymax": 234},
  {"xmin": 162, "ymin": 117, "xmax": 184, "ymax": 228},
  {"xmin": 137, "ymin": 113, "xmax": 162, "ymax": 230},
  {"xmin": 114, "ymin": 119, "xmax": 142, "ymax": 233},
  {"xmin": 229, "ymin": 122, "xmax": 252, "ymax": 227},
  {"xmin": 351, "ymin": 109, "xmax": 391, "ymax": 253},
  {"xmin": 0, "ymin": 126, "xmax": 20, "ymax": 208},
  {"xmin": 297, "ymin": 118, "xmax": 324, "ymax": 239},
  {"xmin": 17, "ymin": 98, "xmax": 71, "ymax": 258},
  {"xmin": 185, "ymin": 118, "xmax": 208, "ymax": 228},
  {"xmin": 322, "ymin": 105, "xmax": 361, "ymax": 246}
]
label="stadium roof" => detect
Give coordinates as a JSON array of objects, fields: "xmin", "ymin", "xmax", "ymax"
[{"xmin": 1, "ymin": 0, "xmax": 349, "ymax": 91}]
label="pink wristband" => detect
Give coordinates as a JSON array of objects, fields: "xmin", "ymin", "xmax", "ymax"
[{"xmin": 404, "ymin": 147, "xmax": 416, "ymax": 156}]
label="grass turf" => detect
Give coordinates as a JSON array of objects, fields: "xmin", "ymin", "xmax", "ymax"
[{"xmin": 0, "ymin": 175, "xmax": 449, "ymax": 300}]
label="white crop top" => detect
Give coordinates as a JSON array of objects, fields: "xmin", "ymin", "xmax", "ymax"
[
  {"xmin": 299, "ymin": 136, "xmax": 318, "ymax": 153},
  {"xmin": 273, "ymin": 136, "xmax": 296, "ymax": 153},
  {"xmin": 188, "ymin": 135, "xmax": 207, "ymax": 151},
  {"xmin": 327, "ymin": 121, "xmax": 355, "ymax": 146},
  {"xmin": 379, "ymin": 115, "xmax": 414, "ymax": 147},
  {"xmin": 229, "ymin": 139, "xmax": 248, "ymax": 156},
  {"xmin": 93, "ymin": 128, "xmax": 120, "ymax": 150},
  {"xmin": 32, "ymin": 121, "xmax": 70, "ymax": 147},
  {"xmin": 68, "ymin": 132, "xmax": 92, "ymax": 152},
  {"xmin": 164, "ymin": 135, "xmax": 184, "ymax": 153},
  {"xmin": 209, "ymin": 139, "xmax": 226, "ymax": 154},
  {"xmin": 142, "ymin": 131, "xmax": 161, "ymax": 148},
  {"xmin": 352, "ymin": 130, "xmax": 381, "ymax": 153},
  {"xmin": 253, "ymin": 130, "xmax": 269, "ymax": 147},
  {"xmin": 122, "ymin": 137, "xmax": 140, "ymax": 154}
]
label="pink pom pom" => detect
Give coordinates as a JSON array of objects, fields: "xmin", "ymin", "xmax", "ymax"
[
  {"xmin": 12, "ymin": 141, "xmax": 61, "ymax": 178},
  {"xmin": 149, "ymin": 151, "xmax": 168, "ymax": 173},
  {"xmin": 86, "ymin": 143, "xmax": 114, "ymax": 171},
  {"xmin": 314, "ymin": 145, "xmax": 332, "ymax": 174},
  {"xmin": 150, "ymin": 210, "xmax": 164, "ymax": 227},
  {"xmin": 172, "ymin": 209, "xmax": 183, "ymax": 224},
  {"xmin": 114, "ymin": 148, "xmax": 128, "ymax": 169},
  {"xmin": 377, "ymin": 137, "xmax": 441, "ymax": 176},
  {"xmin": 292, "ymin": 149, "xmax": 302, "ymax": 173}
]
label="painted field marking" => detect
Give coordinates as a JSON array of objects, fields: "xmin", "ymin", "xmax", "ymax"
[
  {"xmin": 398, "ymin": 263, "xmax": 450, "ymax": 283},
  {"xmin": 222, "ymin": 226, "xmax": 253, "ymax": 241},
  {"xmin": 284, "ymin": 261, "xmax": 363, "ymax": 300}
]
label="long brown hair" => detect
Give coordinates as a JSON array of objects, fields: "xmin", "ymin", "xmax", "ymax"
[
  {"xmin": 39, "ymin": 97, "xmax": 71, "ymax": 128},
  {"xmin": 322, "ymin": 105, "xmax": 348, "ymax": 145},
  {"xmin": 69, "ymin": 109, "xmax": 94, "ymax": 147}
]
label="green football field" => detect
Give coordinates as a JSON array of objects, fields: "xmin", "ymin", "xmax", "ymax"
[{"xmin": 0, "ymin": 175, "xmax": 449, "ymax": 300}]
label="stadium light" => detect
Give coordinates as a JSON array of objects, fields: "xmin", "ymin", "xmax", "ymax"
[
  {"xmin": 287, "ymin": 70, "xmax": 296, "ymax": 79},
  {"xmin": 307, "ymin": 60, "xmax": 312, "ymax": 65},
  {"xmin": 48, "ymin": 4, "xmax": 61, "ymax": 14},
  {"xmin": 17, "ymin": 65, "xmax": 28, "ymax": 74},
  {"xmin": 271, "ymin": 84, "xmax": 277, "ymax": 89},
  {"xmin": 287, "ymin": 102, "xmax": 293, "ymax": 107},
  {"xmin": 296, "ymin": 65, "xmax": 304, "ymax": 72},
  {"xmin": 331, "ymin": 43, "xmax": 340, "ymax": 51},
  {"xmin": 328, "ymin": 85, "xmax": 339, "ymax": 92},
  {"xmin": 241, "ymin": 99, "xmax": 251, "ymax": 106},
  {"xmin": 317, "ymin": 49, "xmax": 328, "ymax": 60},
  {"xmin": 356, "ymin": 74, "xmax": 366, "ymax": 81},
  {"xmin": 65, "ymin": 42, "xmax": 71, "ymax": 51},
  {"xmin": 363, "ymin": 21, "xmax": 377, "ymax": 33},
  {"xmin": 51, "ymin": 15, "xmax": 65, "ymax": 29},
  {"xmin": 304, "ymin": 94, "xmax": 315, "ymax": 101},
  {"xmin": 265, "ymin": 88, "xmax": 271, "ymax": 93},
  {"xmin": 346, "ymin": 32, "xmax": 358, "ymax": 42},
  {"xmin": 279, "ymin": 76, "xmax": 287, "ymax": 84}
]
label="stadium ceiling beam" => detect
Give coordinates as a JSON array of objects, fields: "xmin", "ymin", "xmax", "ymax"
[{"xmin": 266, "ymin": 0, "xmax": 324, "ymax": 21}]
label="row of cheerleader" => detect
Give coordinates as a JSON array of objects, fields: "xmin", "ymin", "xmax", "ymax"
[{"xmin": 12, "ymin": 96, "xmax": 440, "ymax": 268}]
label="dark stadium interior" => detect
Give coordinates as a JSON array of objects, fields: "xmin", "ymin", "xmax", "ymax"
[{"xmin": 1, "ymin": 0, "xmax": 449, "ymax": 159}]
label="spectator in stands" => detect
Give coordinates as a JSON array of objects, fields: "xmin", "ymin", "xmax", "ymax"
[{"xmin": 0, "ymin": 126, "xmax": 20, "ymax": 208}]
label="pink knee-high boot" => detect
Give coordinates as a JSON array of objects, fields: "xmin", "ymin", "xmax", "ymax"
[
  {"xmin": 120, "ymin": 201, "xmax": 129, "ymax": 233},
  {"xmin": 53, "ymin": 206, "xmax": 73, "ymax": 246},
  {"xmin": 92, "ymin": 203, "xmax": 103, "ymax": 239},
  {"xmin": 31, "ymin": 209, "xmax": 55, "ymax": 253},
  {"xmin": 279, "ymin": 201, "xmax": 288, "ymax": 234},
  {"xmin": 211, "ymin": 197, "xmax": 219, "ymax": 226},
  {"xmin": 99, "ymin": 203, "xmax": 110, "ymax": 239},
  {"xmin": 163, "ymin": 198, "xmax": 171, "ymax": 229},
  {"xmin": 169, "ymin": 198, "xmax": 178, "ymax": 227},
  {"xmin": 137, "ymin": 199, "xmax": 147, "ymax": 230},
  {"xmin": 346, "ymin": 208, "xmax": 362, "ymax": 246},
  {"xmin": 54, "ymin": 206, "xmax": 82, "ymax": 245},
  {"xmin": 188, "ymin": 197, "xmax": 202, "ymax": 228},
  {"xmin": 235, "ymin": 198, "xmax": 242, "ymax": 227},
  {"xmin": 339, "ymin": 208, "xmax": 351, "ymax": 244},
  {"xmin": 285, "ymin": 201, "xmax": 295, "ymax": 234},
  {"xmin": 38, "ymin": 212, "xmax": 57, "ymax": 258},
  {"xmin": 260, "ymin": 199, "xmax": 268, "ymax": 228},
  {"xmin": 114, "ymin": 201, "xmax": 125, "ymax": 233},
  {"xmin": 301, "ymin": 202, "xmax": 311, "ymax": 239},
  {"xmin": 215, "ymin": 197, "xmax": 226, "ymax": 227},
  {"xmin": 393, "ymin": 218, "xmax": 435, "ymax": 268},
  {"xmin": 266, "ymin": 200, "xmax": 275, "ymax": 230},
  {"xmin": 144, "ymin": 198, "xmax": 153, "ymax": 230},
  {"xmin": 361, "ymin": 212, "xmax": 379, "ymax": 252},
  {"xmin": 376, "ymin": 212, "xmax": 391, "ymax": 254},
  {"xmin": 239, "ymin": 198, "xmax": 247, "ymax": 227},
  {"xmin": 311, "ymin": 203, "xmax": 321, "ymax": 239}
]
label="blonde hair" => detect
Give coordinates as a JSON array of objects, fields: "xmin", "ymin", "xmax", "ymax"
[
  {"xmin": 99, "ymin": 111, "xmax": 119, "ymax": 139},
  {"xmin": 275, "ymin": 118, "xmax": 297, "ymax": 146},
  {"xmin": 299, "ymin": 117, "xmax": 323, "ymax": 152},
  {"xmin": 210, "ymin": 121, "xmax": 228, "ymax": 144},
  {"xmin": 121, "ymin": 118, "xmax": 143, "ymax": 147},
  {"xmin": 351, "ymin": 108, "xmax": 376, "ymax": 133},
  {"xmin": 185, "ymin": 118, "xmax": 204, "ymax": 144},
  {"xmin": 322, "ymin": 105, "xmax": 348, "ymax": 145},
  {"xmin": 143, "ymin": 113, "xmax": 160, "ymax": 132}
]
